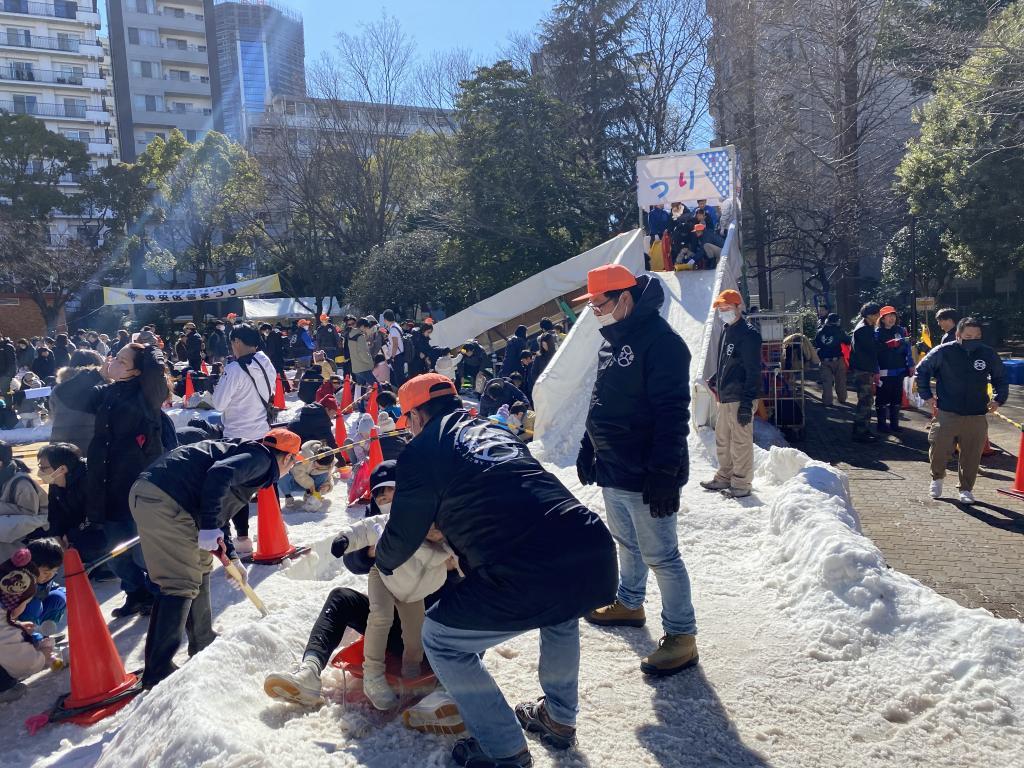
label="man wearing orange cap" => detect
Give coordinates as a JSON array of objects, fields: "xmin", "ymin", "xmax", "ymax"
[
  {"xmin": 375, "ymin": 373, "xmax": 616, "ymax": 768},
  {"xmin": 315, "ymin": 313, "xmax": 340, "ymax": 364},
  {"xmin": 129, "ymin": 427, "xmax": 302, "ymax": 688},
  {"xmin": 700, "ymin": 288, "xmax": 762, "ymax": 498},
  {"xmin": 874, "ymin": 306, "xmax": 914, "ymax": 433},
  {"xmin": 575, "ymin": 264, "xmax": 699, "ymax": 677}
]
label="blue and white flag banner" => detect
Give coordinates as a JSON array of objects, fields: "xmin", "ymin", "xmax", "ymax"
[{"xmin": 636, "ymin": 147, "xmax": 736, "ymax": 209}]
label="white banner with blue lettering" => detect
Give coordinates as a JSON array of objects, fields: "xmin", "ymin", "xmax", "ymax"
[{"xmin": 636, "ymin": 147, "xmax": 736, "ymax": 209}]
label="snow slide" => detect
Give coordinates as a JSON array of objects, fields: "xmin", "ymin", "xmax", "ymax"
[{"xmin": 4, "ymin": 279, "xmax": 1024, "ymax": 768}]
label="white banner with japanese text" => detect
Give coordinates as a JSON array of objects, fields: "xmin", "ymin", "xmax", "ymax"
[{"xmin": 103, "ymin": 274, "xmax": 282, "ymax": 306}]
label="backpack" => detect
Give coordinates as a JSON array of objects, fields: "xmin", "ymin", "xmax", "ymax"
[{"xmin": 402, "ymin": 332, "xmax": 417, "ymax": 367}]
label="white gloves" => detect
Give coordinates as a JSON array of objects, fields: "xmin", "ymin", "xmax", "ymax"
[{"xmin": 198, "ymin": 528, "xmax": 223, "ymax": 552}]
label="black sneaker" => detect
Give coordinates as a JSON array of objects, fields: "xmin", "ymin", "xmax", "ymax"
[
  {"xmin": 452, "ymin": 738, "xmax": 532, "ymax": 767},
  {"xmin": 111, "ymin": 590, "xmax": 154, "ymax": 619},
  {"xmin": 515, "ymin": 698, "xmax": 577, "ymax": 750}
]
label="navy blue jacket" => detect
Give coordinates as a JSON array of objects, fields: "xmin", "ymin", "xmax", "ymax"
[
  {"xmin": 916, "ymin": 341, "xmax": 1008, "ymax": 416},
  {"xmin": 849, "ymin": 320, "xmax": 880, "ymax": 373},
  {"xmin": 582, "ymin": 274, "xmax": 690, "ymax": 493},
  {"xmin": 875, "ymin": 324, "xmax": 913, "ymax": 377},
  {"xmin": 375, "ymin": 410, "xmax": 616, "ymax": 632},
  {"xmin": 139, "ymin": 439, "xmax": 279, "ymax": 531},
  {"xmin": 710, "ymin": 318, "xmax": 762, "ymax": 405}
]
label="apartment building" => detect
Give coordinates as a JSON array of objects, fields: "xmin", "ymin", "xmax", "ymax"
[
  {"xmin": 0, "ymin": 0, "xmax": 116, "ymax": 239},
  {"xmin": 105, "ymin": 0, "xmax": 218, "ymax": 161}
]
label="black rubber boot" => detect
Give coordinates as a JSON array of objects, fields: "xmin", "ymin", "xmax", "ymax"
[
  {"xmin": 111, "ymin": 588, "xmax": 155, "ymax": 619},
  {"xmin": 876, "ymin": 410, "xmax": 890, "ymax": 432},
  {"xmin": 889, "ymin": 405, "xmax": 901, "ymax": 432},
  {"xmin": 185, "ymin": 572, "xmax": 217, "ymax": 657},
  {"xmin": 142, "ymin": 594, "xmax": 191, "ymax": 689}
]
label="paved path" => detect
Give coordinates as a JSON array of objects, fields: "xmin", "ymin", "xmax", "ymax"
[{"xmin": 797, "ymin": 379, "xmax": 1024, "ymax": 621}]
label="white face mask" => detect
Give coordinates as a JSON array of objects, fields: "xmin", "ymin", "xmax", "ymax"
[
  {"xmin": 38, "ymin": 470, "xmax": 59, "ymax": 485},
  {"xmin": 377, "ymin": 501, "xmax": 392, "ymax": 516},
  {"xmin": 718, "ymin": 309, "xmax": 738, "ymax": 324},
  {"xmin": 595, "ymin": 296, "xmax": 622, "ymax": 327}
]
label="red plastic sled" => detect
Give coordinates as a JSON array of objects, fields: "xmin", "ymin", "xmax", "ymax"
[{"xmin": 331, "ymin": 636, "xmax": 437, "ymax": 695}]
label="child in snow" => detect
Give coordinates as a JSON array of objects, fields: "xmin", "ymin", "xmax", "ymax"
[
  {"xmin": 311, "ymin": 349, "xmax": 334, "ymax": 379},
  {"xmin": 372, "ymin": 353, "xmax": 391, "ymax": 386},
  {"xmin": 376, "ymin": 390, "xmax": 402, "ymax": 421},
  {"xmin": 279, "ymin": 440, "xmax": 335, "ymax": 511},
  {"xmin": 18, "ymin": 538, "xmax": 66, "ymax": 636},
  {"xmin": 508, "ymin": 401, "xmax": 535, "ymax": 442},
  {"xmin": 434, "ymin": 349, "xmax": 463, "ymax": 382},
  {"xmin": 344, "ymin": 412, "xmax": 376, "ymax": 464},
  {"xmin": 0, "ymin": 548, "xmax": 61, "ymax": 702},
  {"xmin": 331, "ymin": 502, "xmax": 457, "ymax": 710}
]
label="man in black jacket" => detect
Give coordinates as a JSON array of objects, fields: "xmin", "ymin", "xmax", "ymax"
[
  {"xmin": 36, "ymin": 443, "xmax": 107, "ymax": 564},
  {"xmin": 499, "ymin": 325, "xmax": 528, "ymax": 377},
  {"xmin": 573, "ymin": 265, "xmax": 698, "ymax": 677},
  {"xmin": 129, "ymin": 428, "xmax": 301, "ymax": 688},
  {"xmin": 315, "ymin": 315, "xmax": 341, "ymax": 362},
  {"xmin": 183, "ymin": 322, "xmax": 203, "ymax": 370},
  {"xmin": 375, "ymin": 373, "xmax": 616, "ymax": 768},
  {"xmin": 0, "ymin": 337, "xmax": 16, "ymax": 395},
  {"xmin": 916, "ymin": 317, "xmax": 1008, "ymax": 505},
  {"xmin": 935, "ymin": 308, "xmax": 959, "ymax": 346},
  {"xmin": 849, "ymin": 302, "xmax": 882, "ymax": 442},
  {"xmin": 479, "ymin": 376, "xmax": 530, "ymax": 417},
  {"xmin": 813, "ymin": 313, "xmax": 850, "ymax": 406},
  {"xmin": 206, "ymin": 321, "xmax": 229, "ymax": 364},
  {"xmin": 700, "ymin": 289, "xmax": 762, "ymax": 498},
  {"xmin": 456, "ymin": 339, "xmax": 488, "ymax": 392}
]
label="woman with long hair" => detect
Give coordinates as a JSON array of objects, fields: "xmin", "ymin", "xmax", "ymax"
[
  {"xmin": 52, "ymin": 334, "xmax": 76, "ymax": 370},
  {"xmin": 84, "ymin": 343, "xmax": 170, "ymax": 618},
  {"xmin": 526, "ymin": 332, "xmax": 557, "ymax": 396}
]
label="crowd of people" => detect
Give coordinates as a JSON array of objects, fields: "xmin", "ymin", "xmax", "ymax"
[{"xmin": 645, "ymin": 198, "xmax": 730, "ymax": 271}]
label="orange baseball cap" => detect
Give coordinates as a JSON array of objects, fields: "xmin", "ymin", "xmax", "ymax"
[
  {"xmin": 261, "ymin": 428, "xmax": 302, "ymax": 456},
  {"xmin": 712, "ymin": 289, "xmax": 743, "ymax": 308},
  {"xmin": 573, "ymin": 264, "xmax": 638, "ymax": 303},
  {"xmin": 398, "ymin": 373, "xmax": 459, "ymax": 415},
  {"xmin": 879, "ymin": 305, "xmax": 898, "ymax": 318},
  {"xmin": 693, "ymin": 223, "xmax": 706, "ymax": 233}
]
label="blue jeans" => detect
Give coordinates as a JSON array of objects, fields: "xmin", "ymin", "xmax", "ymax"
[
  {"xmin": 103, "ymin": 519, "xmax": 151, "ymax": 595},
  {"xmin": 21, "ymin": 587, "xmax": 67, "ymax": 632},
  {"xmin": 278, "ymin": 471, "xmax": 328, "ymax": 498},
  {"xmin": 422, "ymin": 616, "xmax": 580, "ymax": 759},
  {"xmin": 602, "ymin": 487, "xmax": 697, "ymax": 635}
]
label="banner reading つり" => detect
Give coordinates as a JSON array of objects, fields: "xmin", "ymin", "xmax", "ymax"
[
  {"xmin": 103, "ymin": 274, "xmax": 282, "ymax": 306},
  {"xmin": 636, "ymin": 147, "xmax": 736, "ymax": 209}
]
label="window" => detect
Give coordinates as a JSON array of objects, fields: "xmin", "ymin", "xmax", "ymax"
[
  {"xmin": 165, "ymin": 37, "xmax": 187, "ymax": 50},
  {"xmin": 130, "ymin": 60, "xmax": 159, "ymax": 78},
  {"xmin": 63, "ymin": 97, "xmax": 86, "ymax": 117},
  {"xmin": 57, "ymin": 32, "xmax": 81, "ymax": 52},
  {"xmin": 63, "ymin": 129, "xmax": 91, "ymax": 142},
  {"xmin": 169, "ymin": 68, "xmax": 190, "ymax": 81},
  {"xmin": 134, "ymin": 94, "xmax": 163, "ymax": 111},
  {"xmin": 239, "ymin": 40, "xmax": 267, "ymax": 113},
  {"xmin": 172, "ymin": 101, "xmax": 192, "ymax": 113},
  {"xmin": 6, "ymin": 28, "xmax": 31, "ymax": 47},
  {"xmin": 12, "ymin": 93, "xmax": 37, "ymax": 114},
  {"xmin": 54, "ymin": 0, "xmax": 77, "ymax": 19},
  {"xmin": 165, "ymin": 6, "xmax": 185, "ymax": 18},
  {"xmin": 143, "ymin": 131, "xmax": 165, "ymax": 141},
  {"xmin": 58, "ymin": 65, "xmax": 84, "ymax": 83},
  {"xmin": 128, "ymin": 28, "xmax": 158, "ymax": 46},
  {"xmin": 134, "ymin": 0, "xmax": 154, "ymax": 12},
  {"xmin": 4, "ymin": 0, "xmax": 29, "ymax": 14},
  {"xmin": 8, "ymin": 60, "xmax": 33, "ymax": 81},
  {"xmin": 185, "ymin": 129, "xmax": 199, "ymax": 142}
]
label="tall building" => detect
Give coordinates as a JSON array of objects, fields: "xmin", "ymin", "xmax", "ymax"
[
  {"xmin": 105, "ymin": 0, "xmax": 218, "ymax": 161},
  {"xmin": 211, "ymin": 0, "xmax": 304, "ymax": 143},
  {"xmin": 0, "ymin": 0, "xmax": 116, "ymax": 238}
]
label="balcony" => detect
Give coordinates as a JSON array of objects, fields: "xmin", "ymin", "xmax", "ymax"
[
  {"xmin": 162, "ymin": 73, "xmax": 210, "ymax": 96},
  {"xmin": 87, "ymin": 139, "xmax": 113, "ymax": 156},
  {"xmin": 0, "ymin": 0, "xmax": 97, "ymax": 21},
  {"xmin": 157, "ymin": 8, "xmax": 205, "ymax": 34},
  {"xmin": 0, "ymin": 32, "xmax": 94, "ymax": 53},
  {"xmin": 0, "ymin": 99, "xmax": 90, "ymax": 118},
  {"xmin": 0, "ymin": 65, "xmax": 84, "ymax": 85}
]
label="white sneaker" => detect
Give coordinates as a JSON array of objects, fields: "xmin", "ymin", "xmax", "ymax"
[
  {"xmin": 234, "ymin": 536, "xmax": 254, "ymax": 557},
  {"xmin": 284, "ymin": 497, "xmax": 302, "ymax": 510},
  {"xmin": 929, "ymin": 480, "xmax": 942, "ymax": 498},
  {"xmin": 959, "ymin": 490, "xmax": 976, "ymax": 505},
  {"xmin": 362, "ymin": 671, "xmax": 398, "ymax": 710},
  {"xmin": 263, "ymin": 662, "xmax": 323, "ymax": 706},
  {"xmin": 402, "ymin": 690, "xmax": 465, "ymax": 735}
]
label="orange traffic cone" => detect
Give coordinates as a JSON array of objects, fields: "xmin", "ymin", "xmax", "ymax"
[
  {"xmin": 335, "ymin": 411, "xmax": 348, "ymax": 446},
  {"xmin": 252, "ymin": 487, "xmax": 303, "ymax": 564},
  {"xmin": 201, "ymin": 360, "xmax": 210, "ymax": 375},
  {"xmin": 368, "ymin": 426, "xmax": 384, "ymax": 472},
  {"xmin": 183, "ymin": 371, "xmax": 195, "ymax": 401},
  {"xmin": 273, "ymin": 375, "xmax": 286, "ymax": 409},
  {"xmin": 367, "ymin": 384, "xmax": 379, "ymax": 424},
  {"xmin": 982, "ymin": 437, "xmax": 996, "ymax": 457},
  {"xmin": 49, "ymin": 549, "xmax": 142, "ymax": 725},
  {"xmin": 395, "ymin": 413, "xmax": 408, "ymax": 430},
  {"xmin": 339, "ymin": 376, "xmax": 353, "ymax": 411},
  {"xmin": 998, "ymin": 431, "xmax": 1024, "ymax": 501}
]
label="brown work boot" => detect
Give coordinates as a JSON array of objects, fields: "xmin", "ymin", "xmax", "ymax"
[
  {"xmin": 640, "ymin": 634, "xmax": 699, "ymax": 676},
  {"xmin": 585, "ymin": 600, "xmax": 645, "ymax": 628}
]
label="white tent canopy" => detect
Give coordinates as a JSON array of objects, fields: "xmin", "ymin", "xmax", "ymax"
[
  {"xmin": 242, "ymin": 297, "xmax": 344, "ymax": 320},
  {"xmin": 430, "ymin": 229, "xmax": 644, "ymax": 349}
]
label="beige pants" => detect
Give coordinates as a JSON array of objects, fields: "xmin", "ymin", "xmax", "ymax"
[
  {"xmin": 713, "ymin": 401, "xmax": 755, "ymax": 492},
  {"xmin": 364, "ymin": 567, "xmax": 425, "ymax": 677},
  {"xmin": 130, "ymin": 479, "xmax": 213, "ymax": 599},
  {"xmin": 819, "ymin": 358, "xmax": 848, "ymax": 405},
  {"xmin": 929, "ymin": 410, "xmax": 988, "ymax": 491}
]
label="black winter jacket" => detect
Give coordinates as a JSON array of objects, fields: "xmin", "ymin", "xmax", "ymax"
[
  {"xmin": 582, "ymin": 274, "xmax": 691, "ymax": 493},
  {"xmin": 499, "ymin": 335, "xmax": 527, "ymax": 376},
  {"xmin": 875, "ymin": 324, "xmax": 913, "ymax": 377},
  {"xmin": 49, "ymin": 366, "xmax": 105, "ymax": 453},
  {"xmin": 46, "ymin": 463, "xmax": 94, "ymax": 538},
  {"xmin": 941, "ymin": 329, "xmax": 956, "ymax": 346},
  {"xmin": 813, "ymin": 324, "xmax": 849, "ymax": 360},
  {"xmin": 376, "ymin": 409, "xmax": 617, "ymax": 632},
  {"xmin": 185, "ymin": 331, "xmax": 203, "ymax": 367},
  {"xmin": 0, "ymin": 342, "xmax": 16, "ymax": 379},
  {"xmin": 849, "ymin": 320, "xmax": 880, "ymax": 373},
  {"xmin": 710, "ymin": 318, "xmax": 762, "ymax": 405},
  {"xmin": 479, "ymin": 377, "xmax": 530, "ymax": 417},
  {"xmin": 139, "ymin": 439, "xmax": 279, "ymax": 531},
  {"xmin": 287, "ymin": 403, "xmax": 337, "ymax": 449},
  {"xmin": 52, "ymin": 343, "xmax": 74, "ymax": 370},
  {"xmin": 206, "ymin": 329, "xmax": 228, "ymax": 358},
  {"xmin": 264, "ymin": 330, "xmax": 285, "ymax": 370},
  {"xmin": 85, "ymin": 379, "xmax": 164, "ymax": 523},
  {"xmin": 31, "ymin": 354, "xmax": 56, "ymax": 380},
  {"xmin": 915, "ymin": 341, "xmax": 1008, "ymax": 416},
  {"xmin": 316, "ymin": 324, "xmax": 340, "ymax": 352}
]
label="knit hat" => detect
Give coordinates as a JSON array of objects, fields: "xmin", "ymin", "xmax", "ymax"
[
  {"xmin": 377, "ymin": 411, "xmax": 396, "ymax": 432},
  {"xmin": 318, "ymin": 393, "xmax": 339, "ymax": 413},
  {"xmin": 1, "ymin": 548, "xmax": 38, "ymax": 612}
]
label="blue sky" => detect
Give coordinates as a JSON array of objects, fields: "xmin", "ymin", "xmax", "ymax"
[{"xmin": 257, "ymin": 0, "xmax": 553, "ymax": 65}]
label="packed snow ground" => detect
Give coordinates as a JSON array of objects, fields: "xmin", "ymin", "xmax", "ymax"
[{"xmin": 3, "ymin": 272, "xmax": 1023, "ymax": 767}]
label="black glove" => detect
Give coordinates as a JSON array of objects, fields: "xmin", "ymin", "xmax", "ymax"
[
  {"xmin": 642, "ymin": 473, "xmax": 680, "ymax": 518},
  {"xmin": 576, "ymin": 439, "xmax": 596, "ymax": 487},
  {"xmin": 330, "ymin": 534, "xmax": 350, "ymax": 559},
  {"xmin": 737, "ymin": 402, "xmax": 752, "ymax": 427}
]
